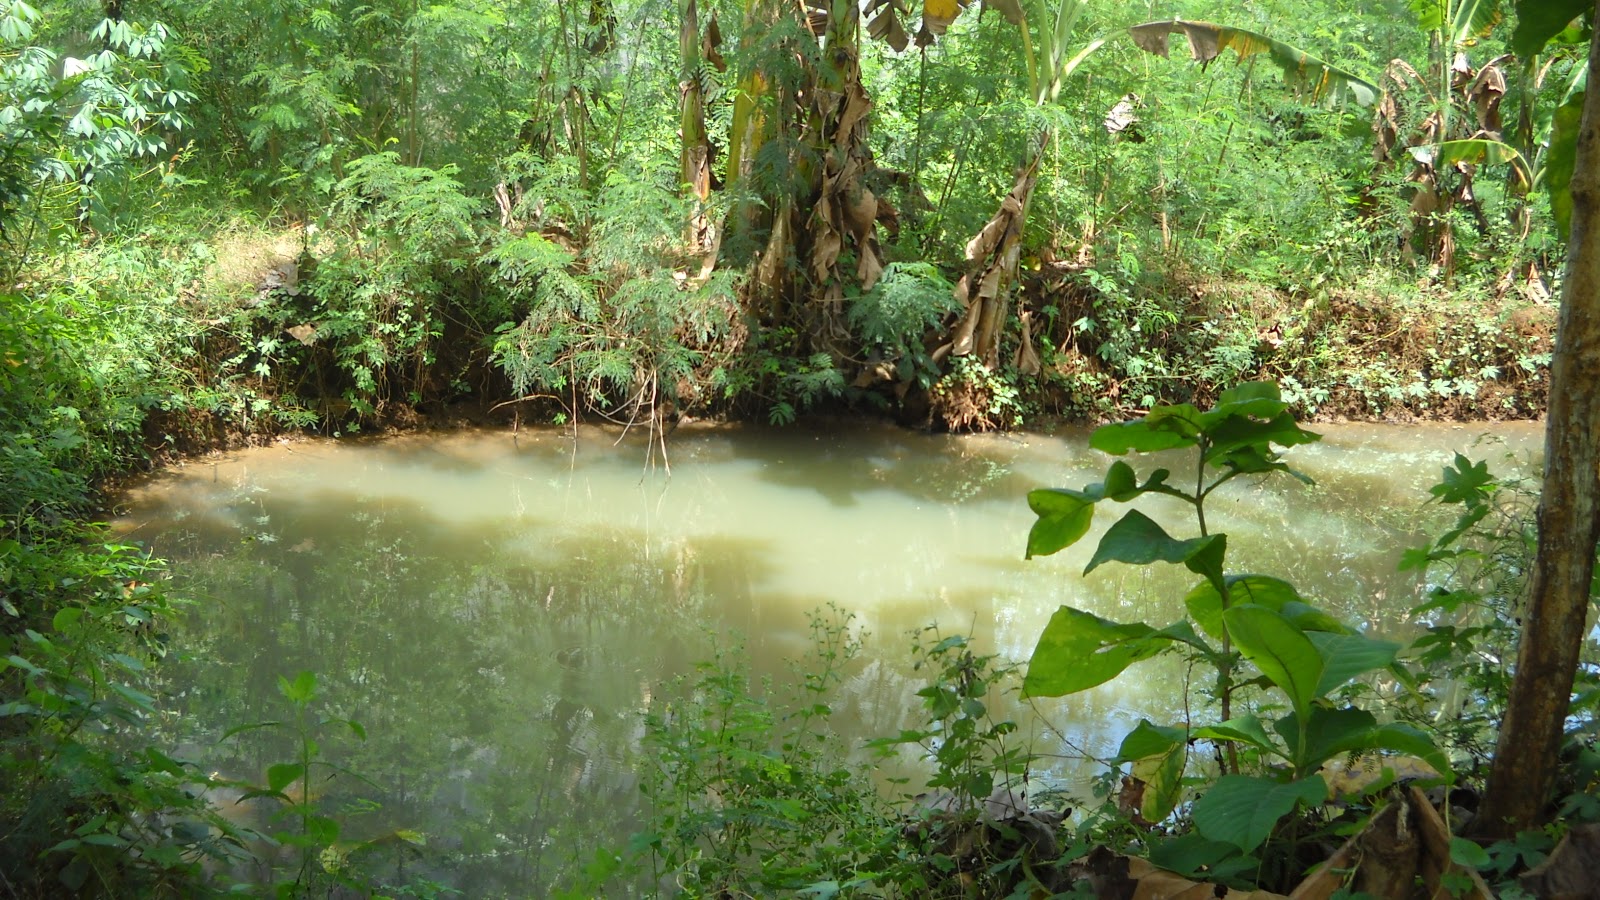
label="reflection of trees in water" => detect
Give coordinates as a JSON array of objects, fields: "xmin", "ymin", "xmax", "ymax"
[
  {"xmin": 144, "ymin": 487, "xmax": 748, "ymax": 895},
  {"xmin": 119, "ymin": 426, "xmax": 1512, "ymax": 893},
  {"xmin": 710, "ymin": 425, "xmax": 1035, "ymax": 508}
]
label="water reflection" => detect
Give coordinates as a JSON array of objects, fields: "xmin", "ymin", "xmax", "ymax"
[{"xmin": 115, "ymin": 421, "xmax": 1542, "ymax": 894}]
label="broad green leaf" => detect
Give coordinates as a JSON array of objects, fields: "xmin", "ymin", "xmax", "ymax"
[
  {"xmin": 1413, "ymin": 0, "xmax": 1503, "ymax": 42},
  {"xmin": 1306, "ymin": 631, "xmax": 1401, "ymax": 697},
  {"xmin": 1222, "ymin": 604, "xmax": 1321, "ymax": 718},
  {"xmin": 218, "ymin": 720, "xmax": 283, "ymax": 742},
  {"xmin": 1280, "ymin": 707, "xmax": 1452, "ymax": 777},
  {"xmin": 1090, "ymin": 417, "xmax": 1196, "ymax": 455},
  {"xmin": 1361, "ymin": 725, "xmax": 1452, "ymax": 780},
  {"xmin": 1182, "ymin": 532, "xmax": 1227, "ymax": 596},
  {"xmin": 1217, "ymin": 380, "xmax": 1285, "ymax": 407},
  {"xmin": 1127, "ymin": 20, "xmax": 1379, "ymax": 107},
  {"xmin": 1147, "ymin": 832, "xmax": 1243, "ymax": 877},
  {"xmin": 1194, "ymin": 716, "xmax": 1282, "ymax": 760},
  {"xmin": 1115, "ymin": 719, "xmax": 1189, "ymax": 762},
  {"xmin": 1084, "ymin": 510, "xmax": 1221, "ymax": 577},
  {"xmin": 1025, "ymin": 489, "xmax": 1094, "ymax": 558},
  {"xmin": 1203, "ymin": 411, "xmax": 1321, "ymax": 468},
  {"xmin": 306, "ymin": 814, "xmax": 340, "ymax": 844},
  {"xmin": 1278, "ymin": 706, "xmax": 1377, "ymax": 771},
  {"xmin": 1027, "ymin": 463, "xmax": 1184, "ymax": 558},
  {"xmin": 1152, "ymin": 619, "xmax": 1216, "ymax": 656},
  {"xmin": 1548, "ymin": 89, "xmax": 1584, "ymax": 236},
  {"xmin": 267, "ymin": 762, "xmax": 305, "ymax": 794},
  {"xmin": 51, "ymin": 607, "xmax": 83, "ymax": 632},
  {"xmin": 1278, "ymin": 601, "xmax": 1353, "ymax": 635},
  {"xmin": 1447, "ymin": 0, "xmax": 1504, "ymax": 45},
  {"xmin": 109, "ymin": 683, "xmax": 155, "ymax": 712},
  {"xmin": 1415, "ymin": 140, "xmax": 1533, "ymax": 188},
  {"xmin": 278, "ymin": 670, "xmax": 317, "ymax": 704},
  {"xmin": 1192, "ymin": 774, "xmax": 1326, "ymax": 852},
  {"xmin": 1115, "ymin": 721, "xmax": 1188, "ymax": 822},
  {"xmin": 1199, "ymin": 398, "xmax": 1288, "ymax": 432},
  {"xmin": 1511, "ymin": 0, "xmax": 1589, "ymax": 57},
  {"xmin": 1022, "ymin": 606, "xmax": 1164, "ymax": 697},
  {"xmin": 1102, "ymin": 460, "xmax": 1139, "ymax": 499},
  {"xmin": 1451, "ymin": 836, "xmax": 1493, "ymax": 868},
  {"xmin": 1185, "ymin": 575, "xmax": 1305, "ymax": 643},
  {"xmin": 1410, "ymin": 0, "xmax": 1444, "ymax": 33}
]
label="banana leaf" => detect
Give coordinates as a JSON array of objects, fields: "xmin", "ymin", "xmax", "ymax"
[{"xmin": 1127, "ymin": 19, "xmax": 1379, "ymax": 107}]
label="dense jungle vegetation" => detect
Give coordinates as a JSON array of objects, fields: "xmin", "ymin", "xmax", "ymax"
[{"xmin": 3, "ymin": 0, "xmax": 1599, "ymax": 893}]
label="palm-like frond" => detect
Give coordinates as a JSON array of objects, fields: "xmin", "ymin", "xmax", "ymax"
[{"xmin": 1128, "ymin": 20, "xmax": 1379, "ymax": 107}]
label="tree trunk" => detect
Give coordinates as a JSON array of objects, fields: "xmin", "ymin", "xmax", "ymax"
[
  {"xmin": 680, "ymin": 0, "xmax": 718, "ymax": 268},
  {"xmin": 1475, "ymin": 0, "xmax": 1600, "ymax": 837}
]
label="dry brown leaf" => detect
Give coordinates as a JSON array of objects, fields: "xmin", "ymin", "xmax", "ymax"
[
  {"xmin": 856, "ymin": 244, "xmax": 884, "ymax": 289},
  {"xmin": 964, "ymin": 215, "xmax": 1008, "ymax": 261},
  {"xmin": 703, "ymin": 11, "xmax": 725, "ymax": 70},
  {"xmin": 1521, "ymin": 823, "xmax": 1600, "ymax": 899},
  {"xmin": 1178, "ymin": 22, "xmax": 1227, "ymax": 63},
  {"xmin": 1130, "ymin": 21, "xmax": 1175, "ymax": 56},
  {"xmin": 982, "ymin": 0, "xmax": 1023, "ymax": 26},
  {"xmin": 756, "ymin": 203, "xmax": 790, "ymax": 295},
  {"xmin": 838, "ymin": 87, "xmax": 872, "ymax": 144},
  {"xmin": 843, "ymin": 186, "xmax": 877, "ymax": 244},
  {"xmin": 975, "ymin": 262, "xmax": 1005, "ymax": 303},
  {"xmin": 866, "ymin": 0, "xmax": 910, "ymax": 52},
  {"xmin": 921, "ymin": 0, "xmax": 963, "ymax": 29},
  {"xmin": 1105, "ymin": 93, "xmax": 1141, "ymax": 134},
  {"xmin": 950, "ymin": 301, "xmax": 981, "ymax": 355},
  {"xmin": 1015, "ymin": 309, "xmax": 1041, "ymax": 375},
  {"xmin": 811, "ymin": 227, "xmax": 842, "ymax": 281},
  {"xmin": 1469, "ymin": 60, "xmax": 1506, "ymax": 134}
]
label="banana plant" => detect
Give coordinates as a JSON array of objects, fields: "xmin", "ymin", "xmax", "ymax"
[
  {"xmin": 935, "ymin": 10, "xmax": 1380, "ymax": 373},
  {"xmin": 1508, "ymin": 0, "xmax": 1590, "ymax": 235},
  {"xmin": 1023, "ymin": 382, "xmax": 1450, "ymax": 853},
  {"xmin": 679, "ymin": 0, "xmax": 721, "ymax": 266}
]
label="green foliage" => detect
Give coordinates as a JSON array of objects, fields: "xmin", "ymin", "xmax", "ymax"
[
  {"xmin": 0, "ymin": 0, "xmax": 195, "ymax": 241},
  {"xmin": 1023, "ymin": 381, "xmax": 1449, "ymax": 887},
  {"xmin": 216, "ymin": 670, "xmax": 428, "ymax": 898},
  {"xmin": 870, "ymin": 630, "xmax": 1031, "ymax": 811},
  {"xmin": 1510, "ymin": 0, "xmax": 1590, "ymax": 57},
  {"xmin": 1401, "ymin": 451, "xmax": 1600, "ymax": 773},
  {"xmin": 0, "ymin": 531, "xmax": 239, "ymax": 894},
  {"xmin": 617, "ymin": 609, "xmax": 905, "ymax": 897},
  {"xmin": 487, "ymin": 226, "xmax": 741, "ymax": 419},
  {"xmin": 303, "ymin": 152, "xmax": 477, "ymax": 403},
  {"xmin": 930, "ymin": 357, "xmax": 1024, "ymax": 432},
  {"xmin": 849, "ymin": 262, "xmax": 959, "ymax": 390},
  {"xmin": 611, "ymin": 611, "xmax": 1056, "ymax": 898}
]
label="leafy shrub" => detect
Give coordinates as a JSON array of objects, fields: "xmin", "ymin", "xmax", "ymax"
[
  {"xmin": 849, "ymin": 262, "xmax": 959, "ymax": 390},
  {"xmin": 930, "ymin": 357, "xmax": 1023, "ymax": 432},
  {"xmin": 1022, "ymin": 382, "xmax": 1449, "ymax": 891},
  {"xmin": 306, "ymin": 152, "xmax": 479, "ymax": 407},
  {"xmin": 0, "ymin": 532, "xmax": 238, "ymax": 894},
  {"xmin": 613, "ymin": 609, "xmax": 904, "ymax": 897}
]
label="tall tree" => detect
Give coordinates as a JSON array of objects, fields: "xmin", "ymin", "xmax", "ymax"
[{"xmin": 1476, "ymin": 0, "xmax": 1600, "ymax": 836}]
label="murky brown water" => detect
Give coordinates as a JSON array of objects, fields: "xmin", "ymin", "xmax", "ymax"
[{"xmin": 113, "ymin": 420, "xmax": 1542, "ymax": 894}]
